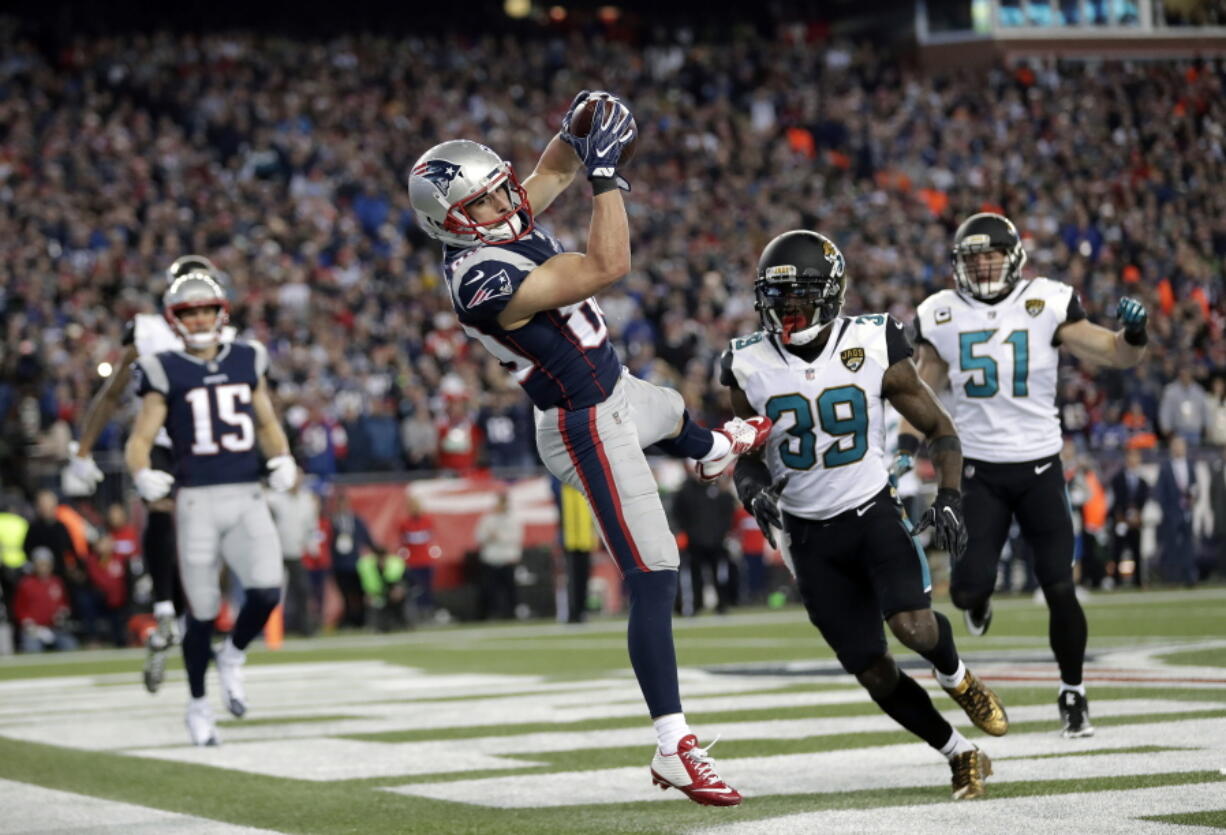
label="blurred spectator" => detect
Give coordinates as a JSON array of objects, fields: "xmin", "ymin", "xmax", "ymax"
[
  {"xmin": 105, "ymin": 504, "xmax": 140, "ymax": 568},
  {"xmin": 1205, "ymin": 377, "xmax": 1226, "ymax": 447},
  {"xmin": 671, "ymin": 469, "xmax": 737, "ymax": 616},
  {"xmin": 304, "ymin": 510, "xmax": 333, "ymax": 632},
  {"xmin": 401, "ymin": 390, "xmax": 440, "ymax": 471},
  {"xmin": 1109, "ymin": 447, "xmax": 1151, "ymax": 588},
  {"xmin": 556, "ymin": 482, "xmax": 597, "ymax": 624},
  {"xmin": 82, "ymin": 534, "xmax": 129, "ymax": 647},
  {"xmin": 475, "ymin": 493, "xmax": 523, "ymax": 620},
  {"xmin": 1208, "ymin": 446, "xmax": 1226, "ymax": 579},
  {"xmin": 398, "ymin": 495, "xmax": 438, "ymax": 620},
  {"xmin": 436, "ymin": 395, "xmax": 482, "ymax": 475},
  {"xmin": 1159, "ymin": 367, "xmax": 1209, "ymax": 446},
  {"xmin": 23, "ymin": 490, "xmax": 75, "ymax": 581},
  {"xmin": 1156, "ymin": 437, "xmax": 1198, "ymax": 585},
  {"xmin": 266, "ymin": 467, "xmax": 321, "ymax": 636},
  {"xmin": 0, "ymin": 495, "xmax": 29, "ymax": 627},
  {"xmin": 329, "ymin": 491, "xmax": 378, "ymax": 629},
  {"xmin": 478, "ymin": 389, "xmax": 537, "ymax": 470},
  {"xmin": 734, "ymin": 505, "xmax": 769, "ymax": 605},
  {"xmin": 15, "ymin": 548, "xmax": 76, "ymax": 653},
  {"xmin": 357, "ymin": 547, "xmax": 408, "ymax": 632}
]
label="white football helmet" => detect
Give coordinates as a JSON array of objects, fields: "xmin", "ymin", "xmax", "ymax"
[
  {"xmin": 163, "ymin": 272, "xmax": 230, "ymax": 350},
  {"xmin": 408, "ymin": 140, "xmax": 532, "ymax": 247}
]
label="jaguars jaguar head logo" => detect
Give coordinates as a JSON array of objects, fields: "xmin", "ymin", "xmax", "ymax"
[
  {"xmin": 1025, "ymin": 299, "xmax": 1045, "ymax": 317},
  {"xmin": 840, "ymin": 347, "xmax": 865, "ymax": 372}
]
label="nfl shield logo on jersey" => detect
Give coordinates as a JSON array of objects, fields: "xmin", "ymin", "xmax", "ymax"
[
  {"xmin": 805, "ymin": 368, "xmax": 816, "ymax": 381},
  {"xmin": 840, "ymin": 348, "xmax": 865, "ymax": 372},
  {"xmin": 1025, "ymin": 299, "xmax": 1045, "ymax": 317}
]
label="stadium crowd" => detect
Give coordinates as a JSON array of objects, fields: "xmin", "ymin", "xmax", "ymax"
[{"xmin": 0, "ymin": 20, "xmax": 1224, "ymax": 648}]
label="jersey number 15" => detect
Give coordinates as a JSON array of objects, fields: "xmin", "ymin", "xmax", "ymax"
[{"xmin": 185, "ymin": 384, "xmax": 255, "ymax": 455}]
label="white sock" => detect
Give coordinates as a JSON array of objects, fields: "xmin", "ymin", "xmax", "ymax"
[
  {"xmin": 934, "ymin": 659, "xmax": 967, "ymax": 690},
  {"xmin": 653, "ymin": 713, "xmax": 690, "ymax": 755},
  {"xmin": 939, "ymin": 729, "xmax": 977, "ymax": 760},
  {"xmin": 153, "ymin": 600, "xmax": 175, "ymax": 619},
  {"xmin": 698, "ymin": 431, "xmax": 732, "ymax": 462},
  {"xmin": 1059, "ymin": 681, "xmax": 1086, "ymax": 697},
  {"xmin": 189, "ymin": 696, "xmax": 208, "ymax": 710}
]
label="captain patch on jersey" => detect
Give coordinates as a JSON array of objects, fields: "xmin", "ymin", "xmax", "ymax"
[{"xmin": 721, "ymin": 314, "xmax": 912, "ymax": 520}]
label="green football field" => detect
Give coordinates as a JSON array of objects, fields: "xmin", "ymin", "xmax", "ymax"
[{"xmin": 2, "ymin": 587, "xmax": 1225, "ymax": 834}]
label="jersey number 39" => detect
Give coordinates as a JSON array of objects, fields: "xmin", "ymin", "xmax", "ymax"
[
  {"xmin": 185, "ymin": 384, "xmax": 255, "ymax": 455},
  {"xmin": 766, "ymin": 386, "xmax": 868, "ymax": 470}
]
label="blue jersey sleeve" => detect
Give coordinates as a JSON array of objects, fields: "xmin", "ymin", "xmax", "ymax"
[{"xmin": 452, "ymin": 257, "xmax": 531, "ymax": 322}]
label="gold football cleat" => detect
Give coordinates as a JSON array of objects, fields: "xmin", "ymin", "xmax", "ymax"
[
  {"xmin": 950, "ymin": 748, "xmax": 993, "ymax": 800},
  {"xmin": 943, "ymin": 669, "xmax": 1009, "ymax": 736}
]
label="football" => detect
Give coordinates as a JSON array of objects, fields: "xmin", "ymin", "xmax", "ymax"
[{"xmin": 569, "ymin": 97, "xmax": 638, "ymax": 164}]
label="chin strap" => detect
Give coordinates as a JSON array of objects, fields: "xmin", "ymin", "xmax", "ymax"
[{"xmin": 785, "ymin": 320, "xmax": 829, "ymax": 346}]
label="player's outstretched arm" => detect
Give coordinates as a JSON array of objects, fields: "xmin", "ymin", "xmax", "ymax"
[
  {"xmin": 77, "ymin": 344, "xmax": 140, "ymax": 457},
  {"xmin": 496, "ymin": 189, "xmax": 630, "ymax": 329},
  {"xmin": 521, "ymin": 134, "xmax": 583, "ymax": 216},
  {"xmin": 884, "ymin": 358, "xmax": 961, "ymax": 492},
  {"xmin": 1057, "ymin": 297, "xmax": 1148, "ymax": 369}
]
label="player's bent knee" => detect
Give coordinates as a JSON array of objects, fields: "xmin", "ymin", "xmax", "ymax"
[
  {"xmin": 853, "ymin": 654, "xmax": 899, "ymax": 699},
  {"xmin": 887, "ymin": 609, "xmax": 938, "ymax": 652},
  {"xmin": 1039, "ymin": 579, "xmax": 1078, "ymax": 607},
  {"xmin": 243, "ymin": 586, "xmax": 281, "ymax": 616}
]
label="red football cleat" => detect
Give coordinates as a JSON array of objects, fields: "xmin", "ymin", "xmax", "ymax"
[
  {"xmin": 695, "ymin": 416, "xmax": 773, "ymax": 482},
  {"xmin": 649, "ymin": 734, "xmax": 742, "ymax": 806}
]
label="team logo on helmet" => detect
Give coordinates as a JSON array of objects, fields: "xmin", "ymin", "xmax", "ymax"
[
  {"xmin": 840, "ymin": 347, "xmax": 865, "ymax": 372},
  {"xmin": 413, "ymin": 159, "xmax": 462, "ymax": 196},
  {"xmin": 1025, "ymin": 299, "xmax": 1045, "ymax": 317},
  {"xmin": 822, "ymin": 239, "xmax": 846, "ymax": 278}
]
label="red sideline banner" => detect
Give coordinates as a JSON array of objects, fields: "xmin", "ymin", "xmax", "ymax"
[{"xmin": 342, "ymin": 476, "xmax": 562, "ymax": 590}]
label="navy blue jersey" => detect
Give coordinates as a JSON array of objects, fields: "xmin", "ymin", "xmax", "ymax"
[
  {"xmin": 135, "ymin": 341, "xmax": 269, "ymax": 488},
  {"xmin": 443, "ymin": 221, "xmax": 621, "ymax": 411}
]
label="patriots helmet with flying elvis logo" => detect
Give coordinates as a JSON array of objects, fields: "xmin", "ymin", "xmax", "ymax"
[
  {"xmin": 408, "ymin": 140, "xmax": 533, "ymax": 248},
  {"xmin": 754, "ymin": 230, "xmax": 847, "ymax": 346},
  {"xmin": 952, "ymin": 212, "xmax": 1027, "ymax": 301}
]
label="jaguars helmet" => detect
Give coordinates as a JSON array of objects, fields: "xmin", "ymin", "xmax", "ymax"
[
  {"xmin": 163, "ymin": 272, "xmax": 230, "ymax": 351},
  {"xmin": 755, "ymin": 230, "xmax": 847, "ymax": 346},
  {"xmin": 165, "ymin": 254, "xmax": 219, "ymax": 287},
  {"xmin": 408, "ymin": 140, "xmax": 532, "ymax": 247},
  {"xmin": 952, "ymin": 213, "xmax": 1027, "ymax": 301}
]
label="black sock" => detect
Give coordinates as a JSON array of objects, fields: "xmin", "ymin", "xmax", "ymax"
[
  {"xmin": 1044, "ymin": 581, "xmax": 1087, "ymax": 685},
  {"xmin": 871, "ymin": 670, "xmax": 954, "ymax": 750},
  {"xmin": 917, "ymin": 611, "xmax": 960, "ymax": 676},
  {"xmin": 230, "ymin": 587, "xmax": 281, "ymax": 651},
  {"xmin": 143, "ymin": 510, "xmax": 177, "ymax": 606},
  {"xmin": 650, "ymin": 412, "xmax": 715, "ymax": 460},
  {"xmin": 181, "ymin": 616, "xmax": 214, "ymax": 699},
  {"xmin": 624, "ymin": 570, "xmax": 682, "ymax": 717}
]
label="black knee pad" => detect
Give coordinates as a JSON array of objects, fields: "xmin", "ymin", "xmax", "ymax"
[
  {"xmin": 854, "ymin": 654, "xmax": 900, "ymax": 699},
  {"xmin": 1040, "ymin": 579, "xmax": 1078, "ymax": 608}
]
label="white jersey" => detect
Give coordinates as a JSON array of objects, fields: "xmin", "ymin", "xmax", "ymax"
[
  {"xmin": 722, "ymin": 314, "xmax": 912, "ymax": 521},
  {"xmin": 914, "ymin": 277, "xmax": 1083, "ymax": 464},
  {"xmin": 130, "ymin": 313, "xmax": 238, "ymax": 449}
]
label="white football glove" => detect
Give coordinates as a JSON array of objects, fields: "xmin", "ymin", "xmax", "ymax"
[
  {"xmin": 134, "ymin": 468, "xmax": 175, "ymax": 502},
  {"xmin": 63, "ymin": 443, "xmax": 105, "ymax": 496},
  {"xmin": 267, "ymin": 454, "xmax": 298, "ymax": 492}
]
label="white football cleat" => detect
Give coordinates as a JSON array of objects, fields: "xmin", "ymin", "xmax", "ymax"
[
  {"xmin": 696, "ymin": 416, "xmax": 773, "ymax": 481},
  {"xmin": 213, "ymin": 640, "xmax": 248, "ymax": 719},
  {"xmin": 650, "ymin": 734, "xmax": 742, "ymax": 806},
  {"xmin": 185, "ymin": 699, "xmax": 220, "ymax": 746}
]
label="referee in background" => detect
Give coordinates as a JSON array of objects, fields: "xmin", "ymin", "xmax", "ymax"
[{"xmin": 557, "ymin": 482, "xmax": 597, "ymax": 623}]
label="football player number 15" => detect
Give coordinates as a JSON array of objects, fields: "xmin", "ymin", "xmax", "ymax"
[
  {"xmin": 185, "ymin": 384, "xmax": 255, "ymax": 455},
  {"xmin": 766, "ymin": 386, "xmax": 868, "ymax": 470}
]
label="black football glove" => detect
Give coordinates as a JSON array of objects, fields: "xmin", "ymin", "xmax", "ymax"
[
  {"xmin": 559, "ymin": 91, "xmax": 635, "ymax": 191},
  {"xmin": 749, "ymin": 475, "xmax": 790, "ymax": 550},
  {"xmin": 914, "ymin": 488, "xmax": 968, "ymax": 563}
]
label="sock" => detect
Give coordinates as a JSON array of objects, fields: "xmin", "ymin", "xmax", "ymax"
[
  {"xmin": 934, "ymin": 658, "xmax": 967, "ymax": 690},
  {"xmin": 651, "ymin": 412, "xmax": 716, "ymax": 461},
  {"xmin": 189, "ymin": 695, "xmax": 209, "ymax": 711},
  {"xmin": 939, "ymin": 728, "xmax": 977, "ymax": 760},
  {"xmin": 1059, "ymin": 681, "xmax": 1087, "ymax": 697},
  {"xmin": 918, "ymin": 611, "xmax": 961, "ymax": 677},
  {"xmin": 181, "ymin": 615, "xmax": 214, "ymax": 699},
  {"xmin": 153, "ymin": 600, "xmax": 175, "ymax": 619},
  {"xmin": 653, "ymin": 712, "xmax": 690, "ymax": 755},
  {"xmin": 870, "ymin": 670, "xmax": 954, "ymax": 750},
  {"xmin": 697, "ymin": 431, "xmax": 731, "ymax": 462},
  {"xmin": 230, "ymin": 587, "xmax": 281, "ymax": 651},
  {"xmin": 1043, "ymin": 582, "xmax": 1087, "ymax": 686},
  {"xmin": 143, "ymin": 510, "xmax": 178, "ymax": 605},
  {"xmin": 624, "ymin": 570, "xmax": 682, "ymax": 718}
]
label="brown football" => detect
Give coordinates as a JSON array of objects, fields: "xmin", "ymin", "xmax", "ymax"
[{"xmin": 569, "ymin": 97, "xmax": 638, "ymax": 165}]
